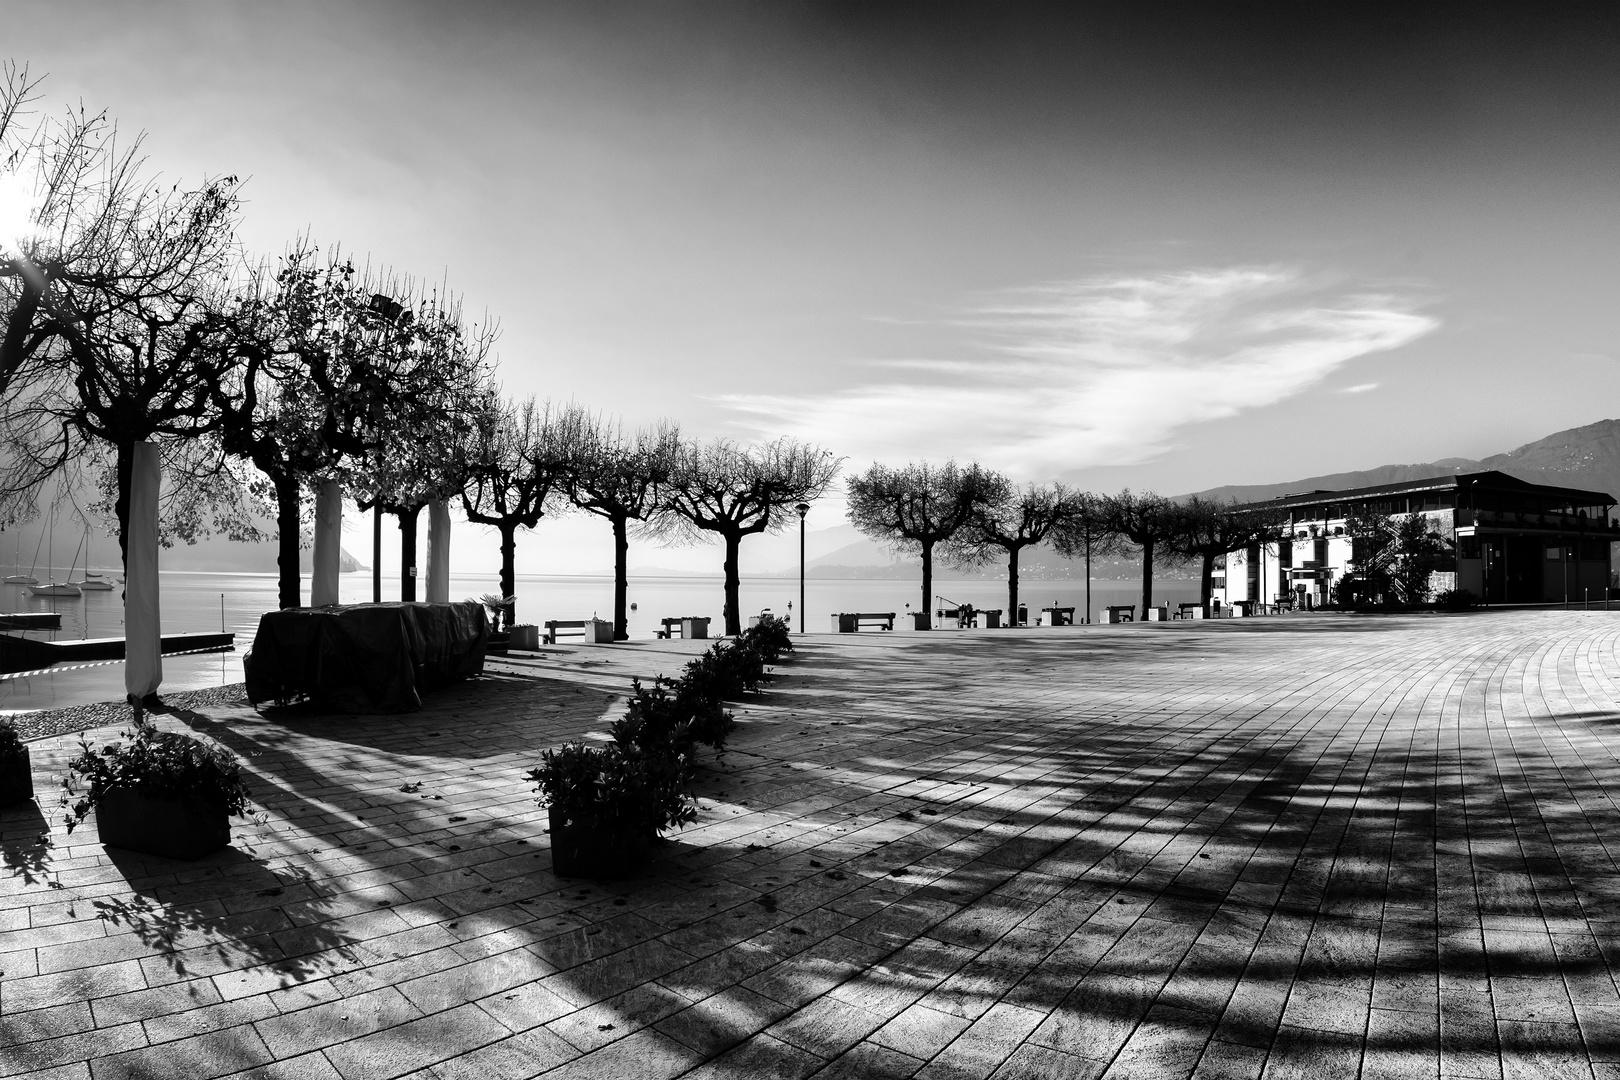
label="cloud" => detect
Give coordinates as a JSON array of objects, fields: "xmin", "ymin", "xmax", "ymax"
[
  {"xmin": 722, "ymin": 266, "xmax": 1436, "ymax": 478},
  {"xmin": 1339, "ymin": 382, "xmax": 1380, "ymax": 394}
]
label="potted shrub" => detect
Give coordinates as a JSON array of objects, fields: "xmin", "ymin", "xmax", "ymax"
[
  {"xmin": 60, "ymin": 720, "xmax": 252, "ymax": 860},
  {"xmin": 527, "ymin": 741, "xmax": 696, "ymax": 879},
  {"xmin": 0, "ymin": 718, "xmax": 32, "ymax": 806}
]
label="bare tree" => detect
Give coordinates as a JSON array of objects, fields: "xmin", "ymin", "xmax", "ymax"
[
  {"xmin": 945, "ymin": 474, "xmax": 1073, "ymax": 623},
  {"xmin": 1165, "ymin": 497, "xmax": 1285, "ymax": 615},
  {"xmin": 845, "ymin": 460, "xmax": 992, "ymax": 620},
  {"xmin": 555, "ymin": 407, "xmax": 680, "ymax": 640},
  {"xmin": 1101, "ymin": 490, "xmax": 1182, "ymax": 619},
  {"xmin": 345, "ymin": 283, "xmax": 496, "ymax": 601},
  {"xmin": 1, "ymin": 65, "xmax": 246, "ymax": 543},
  {"xmin": 1049, "ymin": 490, "xmax": 1122, "ymax": 624},
  {"xmin": 659, "ymin": 438, "xmax": 841, "ymax": 636},
  {"xmin": 458, "ymin": 394, "xmax": 567, "ymax": 629}
]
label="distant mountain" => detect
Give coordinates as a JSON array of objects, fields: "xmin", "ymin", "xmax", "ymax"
[
  {"xmin": 0, "ymin": 520, "xmax": 365, "ymax": 575},
  {"xmin": 1190, "ymin": 418, "xmax": 1620, "ymax": 504}
]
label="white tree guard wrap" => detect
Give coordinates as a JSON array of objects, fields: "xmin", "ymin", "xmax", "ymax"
[
  {"xmin": 425, "ymin": 499, "xmax": 451, "ymax": 604},
  {"xmin": 311, "ymin": 480, "xmax": 342, "ymax": 607}
]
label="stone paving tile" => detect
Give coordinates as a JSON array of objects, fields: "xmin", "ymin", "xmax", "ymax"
[{"xmin": 8, "ymin": 615, "xmax": 1620, "ymax": 1076}]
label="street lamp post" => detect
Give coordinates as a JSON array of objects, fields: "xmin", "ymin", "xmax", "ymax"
[{"xmin": 796, "ymin": 502, "xmax": 810, "ymax": 634}]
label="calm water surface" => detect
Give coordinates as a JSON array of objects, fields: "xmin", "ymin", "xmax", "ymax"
[{"xmin": 0, "ymin": 568, "xmax": 1197, "ymax": 714}]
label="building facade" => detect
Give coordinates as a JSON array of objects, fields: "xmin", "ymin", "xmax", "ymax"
[{"xmin": 1213, "ymin": 471, "xmax": 1617, "ymax": 608}]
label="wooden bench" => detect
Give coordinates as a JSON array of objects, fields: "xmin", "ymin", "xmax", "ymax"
[
  {"xmin": 1041, "ymin": 606, "xmax": 1076, "ymax": 626},
  {"xmin": 833, "ymin": 612, "xmax": 895, "ymax": 632},
  {"xmin": 1173, "ymin": 602, "xmax": 1204, "ymax": 620},
  {"xmin": 1102, "ymin": 605, "xmax": 1135, "ymax": 624},
  {"xmin": 544, "ymin": 619, "xmax": 612, "ymax": 644},
  {"xmin": 657, "ymin": 616, "xmax": 710, "ymax": 640}
]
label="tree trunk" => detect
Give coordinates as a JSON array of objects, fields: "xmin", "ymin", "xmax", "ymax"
[
  {"xmin": 273, "ymin": 472, "xmax": 302, "ymax": 610},
  {"xmin": 1006, "ymin": 544, "xmax": 1019, "ymax": 623},
  {"xmin": 1201, "ymin": 551, "xmax": 1215, "ymax": 616},
  {"xmin": 498, "ymin": 522, "xmax": 517, "ymax": 630},
  {"xmin": 722, "ymin": 532, "xmax": 741, "ymax": 636},
  {"xmin": 921, "ymin": 540, "xmax": 934, "ymax": 623},
  {"xmin": 1140, "ymin": 538, "xmax": 1155, "ymax": 619},
  {"xmin": 612, "ymin": 513, "xmax": 630, "ymax": 640},
  {"xmin": 397, "ymin": 504, "xmax": 422, "ymax": 602},
  {"xmin": 114, "ymin": 438, "xmax": 136, "ymax": 568}
]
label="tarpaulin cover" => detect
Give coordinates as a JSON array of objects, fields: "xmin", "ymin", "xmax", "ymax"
[{"xmin": 243, "ymin": 601, "xmax": 488, "ymax": 713}]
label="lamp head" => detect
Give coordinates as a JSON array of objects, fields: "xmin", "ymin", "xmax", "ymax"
[{"xmin": 795, "ymin": 502, "xmax": 810, "ymax": 518}]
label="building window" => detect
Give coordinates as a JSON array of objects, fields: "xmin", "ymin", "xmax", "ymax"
[
  {"xmin": 1547, "ymin": 544, "xmax": 1563, "ymax": 561},
  {"xmin": 1459, "ymin": 535, "xmax": 1481, "ymax": 559},
  {"xmin": 1278, "ymin": 542, "xmax": 1293, "ymax": 569},
  {"xmin": 1314, "ymin": 538, "xmax": 1328, "ymax": 565}
]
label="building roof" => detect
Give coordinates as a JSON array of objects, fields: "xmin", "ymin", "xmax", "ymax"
[{"xmin": 1246, "ymin": 470, "xmax": 1615, "ymax": 512}]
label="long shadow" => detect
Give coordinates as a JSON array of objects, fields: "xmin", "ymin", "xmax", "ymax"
[
  {"xmin": 13, "ymin": 621, "xmax": 1613, "ymax": 1073},
  {"xmin": 89, "ymin": 851, "xmax": 357, "ymax": 987},
  {"xmin": 0, "ymin": 798, "xmax": 55, "ymax": 889}
]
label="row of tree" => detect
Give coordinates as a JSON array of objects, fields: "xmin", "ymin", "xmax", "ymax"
[
  {"xmin": 1, "ymin": 65, "xmax": 1446, "ymax": 637},
  {"xmin": 0, "ymin": 65, "xmax": 839, "ymax": 637},
  {"xmin": 847, "ymin": 461, "xmax": 1292, "ymax": 619}
]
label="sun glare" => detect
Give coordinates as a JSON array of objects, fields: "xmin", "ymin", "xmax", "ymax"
[{"xmin": 0, "ymin": 168, "xmax": 40, "ymax": 254}]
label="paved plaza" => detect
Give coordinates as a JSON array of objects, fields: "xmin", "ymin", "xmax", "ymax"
[{"xmin": 5, "ymin": 610, "xmax": 1620, "ymax": 1078}]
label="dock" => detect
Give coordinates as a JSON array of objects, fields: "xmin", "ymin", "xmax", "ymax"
[
  {"xmin": 0, "ymin": 613, "xmax": 61, "ymax": 631},
  {"xmin": 0, "ymin": 630, "xmax": 234, "ymax": 669}
]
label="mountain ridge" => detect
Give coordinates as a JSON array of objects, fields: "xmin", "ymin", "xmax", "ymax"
[{"xmin": 1188, "ymin": 418, "xmax": 1620, "ymax": 506}]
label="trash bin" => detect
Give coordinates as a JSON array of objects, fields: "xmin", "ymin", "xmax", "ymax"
[
  {"xmin": 909, "ymin": 611, "xmax": 930, "ymax": 630},
  {"xmin": 1017, "ymin": 604, "xmax": 1028, "ymax": 625},
  {"xmin": 833, "ymin": 613, "xmax": 858, "ymax": 633},
  {"xmin": 508, "ymin": 624, "xmax": 540, "ymax": 650},
  {"xmin": 584, "ymin": 618, "xmax": 614, "ymax": 643},
  {"xmin": 983, "ymin": 610, "xmax": 1002, "ymax": 629},
  {"xmin": 681, "ymin": 617, "xmax": 710, "ymax": 639}
]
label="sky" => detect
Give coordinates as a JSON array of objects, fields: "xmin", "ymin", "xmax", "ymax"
[{"xmin": 7, "ymin": 2, "xmax": 1620, "ymax": 576}]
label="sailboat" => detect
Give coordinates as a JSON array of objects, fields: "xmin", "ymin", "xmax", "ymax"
[
  {"xmin": 4, "ymin": 528, "xmax": 41, "ymax": 585},
  {"xmin": 70, "ymin": 529, "xmax": 114, "ymax": 590},
  {"xmin": 27, "ymin": 511, "xmax": 80, "ymax": 598}
]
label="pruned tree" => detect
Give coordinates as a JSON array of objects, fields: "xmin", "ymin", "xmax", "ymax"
[
  {"xmin": 945, "ymin": 474, "xmax": 1073, "ymax": 622},
  {"xmin": 211, "ymin": 247, "xmax": 389, "ymax": 608},
  {"xmin": 1102, "ymin": 490, "xmax": 1182, "ymax": 619},
  {"xmin": 1049, "ymin": 490, "xmax": 1121, "ymax": 624},
  {"xmin": 845, "ymin": 460, "xmax": 993, "ymax": 620},
  {"xmin": 1, "ymin": 64, "xmax": 247, "ymax": 547},
  {"xmin": 658, "ymin": 438, "xmax": 841, "ymax": 636},
  {"xmin": 554, "ymin": 407, "xmax": 680, "ymax": 640},
  {"xmin": 345, "ymin": 283, "xmax": 495, "ymax": 601},
  {"xmin": 458, "ymin": 393, "xmax": 568, "ymax": 630},
  {"xmin": 1166, "ymin": 497, "xmax": 1287, "ymax": 615}
]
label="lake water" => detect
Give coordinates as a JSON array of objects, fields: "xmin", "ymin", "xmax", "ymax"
[{"xmin": 0, "ymin": 568, "xmax": 1199, "ymax": 715}]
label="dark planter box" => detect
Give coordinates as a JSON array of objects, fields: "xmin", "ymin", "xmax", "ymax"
[
  {"xmin": 548, "ymin": 805, "xmax": 649, "ymax": 880},
  {"xmin": 0, "ymin": 747, "xmax": 31, "ymax": 806},
  {"xmin": 95, "ymin": 786, "xmax": 230, "ymax": 860}
]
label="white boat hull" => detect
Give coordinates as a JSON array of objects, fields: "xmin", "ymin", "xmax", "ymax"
[
  {"xmin": 3, "ymin": 575, "xmax": 37, "ymax": 585},
  {"xmin": 28, "ymin": 583, "xmax": 81, "ymax": 597},
  {"xmin": 71, "ymin": 579, "xmax": 114, "ymax": 590}
]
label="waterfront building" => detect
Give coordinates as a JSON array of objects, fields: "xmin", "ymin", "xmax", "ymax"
[{"xmin": 1213, "ymin": 471, "xmax": 1617, "ymax": 608}]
